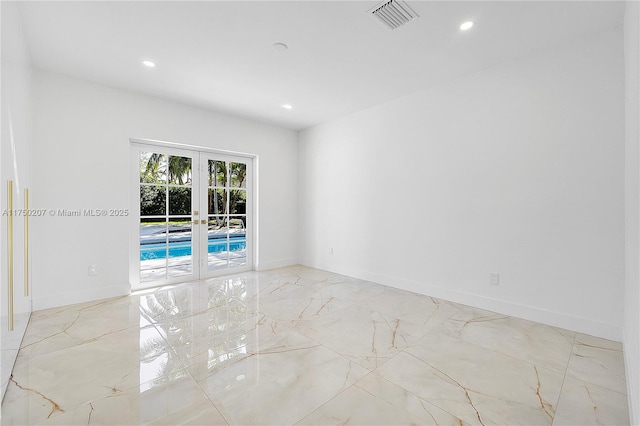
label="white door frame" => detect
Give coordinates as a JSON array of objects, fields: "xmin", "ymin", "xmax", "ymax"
[{"xmin": 129, "ymin": 138, "xmax": 258, "ymax": 291}]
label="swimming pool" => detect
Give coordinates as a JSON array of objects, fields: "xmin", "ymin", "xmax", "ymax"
[{"xmin": 140, "ymin": 237, "xmax": 246, "ymax": 260}]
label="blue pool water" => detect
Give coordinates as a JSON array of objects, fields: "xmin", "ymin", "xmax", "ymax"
[{"xmin": 140, "ymin": 237, "xmax": 246, "ymax": 260}]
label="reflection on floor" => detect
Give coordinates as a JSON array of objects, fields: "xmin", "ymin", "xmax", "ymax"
[
  {"xmin": 1, "ymin": 265, "xmax": 630, "ymax": 425},
  {"xmin": 139, "ymin": 249, "xmax": 247, "ymax": 282}
]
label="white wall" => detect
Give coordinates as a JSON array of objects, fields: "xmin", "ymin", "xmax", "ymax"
[
  {"xmin": 624, "ymin": 0, "xmax": 640, "ymax": 423},
  {"xmin": 0, "ymin": 0, "xmax": 33, "ymax": 400},
  {"xmin": 30, "ymin": 70, "xmax": 298, "ymax": 310},
  {"xmin": 299, "ymin": 28, "xmax": 625, "ymax": 341}
]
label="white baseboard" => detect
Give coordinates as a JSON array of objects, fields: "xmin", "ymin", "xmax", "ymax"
[
  {"xmin": 623, "ymin": 329, "xmax": 640, "ymax": 426},
  {"xmin": 31, "ymin": 260, "xmax": 299, "ymax": 311},
  {"xmin": 299, "ymin": 259, "xmax": 623, "ymax": 342},
  {"xmin": 255, "ymin": 257, "xmax": 298, "ymax": 271},
  {"xmin": 32, "ymin": 285, "xmax": 129, "ymax": 311}
]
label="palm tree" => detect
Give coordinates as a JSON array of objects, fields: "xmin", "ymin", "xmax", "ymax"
[
  {"xmin": 229, "ymin": 163, "xmax": 246, "ymax": 216},
  {"xmin": 140, "ymin": 153, "xmax": 193, "ymax": 221},
  {"xmin": 208, "ymin": 160, "xmax": 226, "ymax": 216},
  {"xmin": 230, "ymin": 162, "xmax": 246, "ymax": 188},
  {"xmin": 141, "ymin": 153, "xmax": 192, "ymax": 185}
]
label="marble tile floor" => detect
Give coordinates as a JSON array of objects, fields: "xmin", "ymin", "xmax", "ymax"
[{"xmin": 0, "ymin": 265, "xmax": 630, "ymax": 425}]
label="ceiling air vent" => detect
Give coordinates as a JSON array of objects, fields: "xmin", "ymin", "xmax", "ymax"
[{"xmin": 369, "ymin": 0, "xmax": 418, "ymax": 30}]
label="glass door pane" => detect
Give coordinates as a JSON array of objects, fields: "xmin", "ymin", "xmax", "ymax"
[
  {"xmin": 207, "ymin": 216, "xmax": 228, "ymax": 270},
  {"xmin": 139, "ymin": 150, "xmax": 196, "ymax": 285},
  {"xmin": 228, "ymin": 216, "xmax": 247, "ymax": 268},
  {"xmin": 203, "ymin": 156, "xmax": 250, "ymax": 276}
]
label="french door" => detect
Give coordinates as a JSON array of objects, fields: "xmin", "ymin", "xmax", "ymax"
[{"xmin": 130, "ymin": 143, "xmax": 253, "ymax": 290}]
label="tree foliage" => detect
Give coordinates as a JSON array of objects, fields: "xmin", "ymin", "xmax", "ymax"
[{"xmin": 139, "ymin": 154, "xmax": 246, "ymax": 222}]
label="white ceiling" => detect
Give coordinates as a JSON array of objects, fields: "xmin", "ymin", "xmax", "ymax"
[{"xmin": 18, "ymin": 1, "xmax": 624, "ymax": 130}]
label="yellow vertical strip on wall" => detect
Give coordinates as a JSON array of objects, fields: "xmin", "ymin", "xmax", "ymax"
[
  {"xmin": 7, "ymin": 180, "xmax": 14, "ymax": 331},
  {"xmin": 24, "ymin": 188, "xmax": 29, "ymax": 297}
]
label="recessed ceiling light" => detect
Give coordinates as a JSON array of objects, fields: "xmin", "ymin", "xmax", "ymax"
[
  {"xmin": 460, "ymin": 21, "xmax": 474, "ymax": 31},
  {"xmin": 272, "ymin": 42, "xmax": 288, "ymax": 52},
  {"xmin": 281, "ymin": 104, "xmax": 293, "ymax": 110},
  {"xmin": 142, "ymin": 60, "xmax": 156, "ymax": 68}
]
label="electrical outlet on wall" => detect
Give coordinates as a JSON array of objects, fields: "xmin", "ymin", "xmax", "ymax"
[
  {"xmin": 89, "ymin": 264, "xmax": 98, "ymax": 276},
  {"xmin": 489, "ymin": 273, "xmax": 500, "ymax": 286}
]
